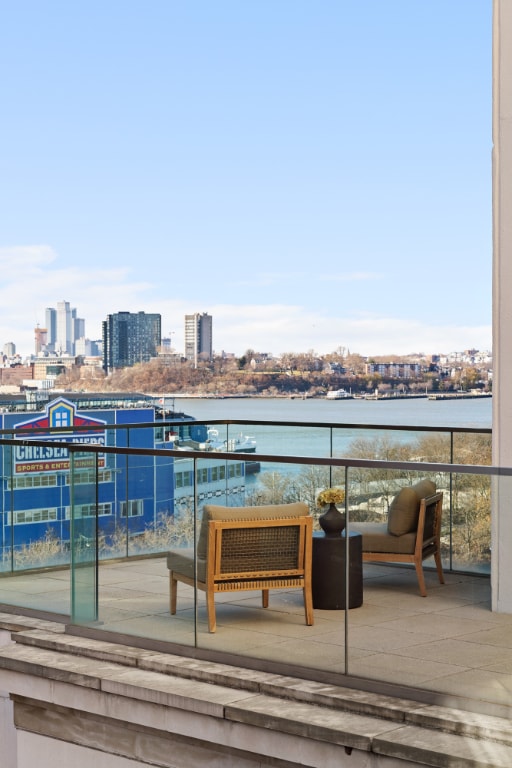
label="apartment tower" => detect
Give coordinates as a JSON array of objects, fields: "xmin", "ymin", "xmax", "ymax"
[
  {"xmin": 184, "ymin": 312, "xmax": 213, "ymax": 366},
  {"xmin": 102, "ymin": 311, "xmax": 162, "ymax": 373}
]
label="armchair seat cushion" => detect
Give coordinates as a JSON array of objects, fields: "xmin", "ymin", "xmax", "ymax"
[
  {"xmin": 350, "ymin": 522, "xmax": 416, "ymax": 554},
  {"xmin": 167, "ymin": 549, "xmax": 206, "ymax": 582}
]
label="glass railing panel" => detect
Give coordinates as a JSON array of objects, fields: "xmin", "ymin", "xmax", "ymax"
[
  {"xmin": 449, "ymin": 470, "xmax": 491, "ymax": 574},
  {"xmin": 344, "ymin": 467, "xmax": 449, "ymax": 688},
  {"xmin": 452, "ymin": 430, "xmax": 492, "ymax": 466},
  {"xmin": 70, "ymin": 449, "xmax": 98, "ymax": 623},
  {"xmin": 0, "ymin": 441, "xmax": 71, "ymax": 616},
  {"xmin": 92, "ymin": 445, "xmax": 197, "ymax": 645},
  {"xmin": 192, "ymin": 456, "xmax": 347, "ymax": 669},
  {"xmin": 244, "ymin": 456, "xmax": 329, "ymax": 510},
  {"xmin": 338, "ymin": 426, "xmax": 452, "ymax": 465},
  {"xmin": 225, "ymin": 422, "xmax": 333, "ymax": 458}
]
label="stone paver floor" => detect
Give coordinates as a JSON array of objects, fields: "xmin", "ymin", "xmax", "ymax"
[{"xmin": 2, "ymin": 557, "xmax": 511, "ymax": 712}]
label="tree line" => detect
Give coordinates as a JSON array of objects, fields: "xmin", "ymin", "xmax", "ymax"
[
  {"xmin": 243, "ymin": 431, "xmax": 491, "ymax": 568},
  {"xmin": 57, "ymin": 352, "xmax": 491, "ymax": 398}
]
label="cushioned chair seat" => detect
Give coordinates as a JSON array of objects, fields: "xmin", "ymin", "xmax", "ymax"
[
  {"xmin": 351, "ymin": 522, "xmax": 417, "ymax": 554},
  {"xmin": 167, "ymin": 549, "xmax": 206, "ymax": 582}
]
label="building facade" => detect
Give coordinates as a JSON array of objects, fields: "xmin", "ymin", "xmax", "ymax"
[
  {"xmin": 34, "ymin": 326, "xmax": 47, "ymax": 356},
  {"xmin": 102, "ymin": 311, "xmax": 162, "ymax": 372},
  {"xmin": 365, "ymin": 362, "xmax": 422, "ymax": 378},
  {"xmin": 45, "ymin": 307, "xmax": 57, "ymax": 352},
  {"xmin": 0, "ymin": 395, "xmax": 246, "ymax": 559},
  {"xmin": 44, "ymin": 302, "xmax": 85, "ymax": 356},
  {"xmin": 184, "ymin": 312, "xmax": 213, "ymax": 365}
]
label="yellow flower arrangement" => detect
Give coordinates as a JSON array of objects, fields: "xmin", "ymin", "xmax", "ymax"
[{"xmin": 316, "ymin": 487, "xmax": 345, "ymax": 506}]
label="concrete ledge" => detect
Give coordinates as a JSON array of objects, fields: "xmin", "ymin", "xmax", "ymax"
[
  {"xmin": 2, "ymin": 616, "xmax": 512, "ymax": 767},
  {"xmin": 11, "ymin": 627, "xmax": 512, "ymax": 747}
]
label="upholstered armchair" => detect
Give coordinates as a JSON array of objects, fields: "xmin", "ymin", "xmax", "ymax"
[
  {"xmin": 167, "ymin": 502, "xmax": 314, "ymax": 632},
  {"xmin": 351, "ymin": 479, "xmax": 444, "ymax": 597}
]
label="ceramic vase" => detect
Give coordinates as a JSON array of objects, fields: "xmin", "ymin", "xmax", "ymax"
[{"xmin": 319, "ymin": 502, "xmax": 346, "ymax": 537}]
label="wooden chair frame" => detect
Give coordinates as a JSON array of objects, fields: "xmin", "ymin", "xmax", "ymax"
[
  {"xmin": 361, "ymin": 492, "xmax": 445, "ymax": 597},
  {"xmin": 170, "ymin": 516, "xmax": 314, "ymax": 632}
]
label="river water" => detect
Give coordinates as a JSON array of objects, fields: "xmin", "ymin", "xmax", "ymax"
[
  {"xmin": 172, "ymin": 395, "xmax": 491, "ymax": 469},
  {"xmin": 174, "ymin": 395, "xmax": 491, "ymax": 430}
]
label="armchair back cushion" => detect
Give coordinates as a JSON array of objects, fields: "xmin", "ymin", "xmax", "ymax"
[
  {"xmin": 387, "ymin": 479, "xmax": 436, "ymax": 536},
  {"xmin": 197, "ymin": 502, "xmax": 309, "ymax": 559}
]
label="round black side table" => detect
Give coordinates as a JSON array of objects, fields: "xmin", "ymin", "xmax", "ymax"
[{"xmin": 312, "ymin": 531, "xmax": 363, "ymax": 610}]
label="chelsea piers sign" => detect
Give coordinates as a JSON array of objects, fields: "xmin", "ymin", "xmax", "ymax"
[{"xmin": 13, "ymin": 397, "xmax": 107, "ymax": 474}]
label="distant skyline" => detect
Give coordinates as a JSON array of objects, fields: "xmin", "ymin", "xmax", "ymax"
[{"xmin": 0, "ymin": 2, "xmax": 492, "ymax": 359}]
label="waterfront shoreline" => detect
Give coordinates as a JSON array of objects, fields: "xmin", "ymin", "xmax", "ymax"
[{"xmin": 162, "ymin": 392, "xmax": 492, "ymax": 401}]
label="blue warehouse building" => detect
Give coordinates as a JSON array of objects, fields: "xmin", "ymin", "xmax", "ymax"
[{"xmin": 0, "ymin": 395, "xmax": 247, "ymax": 560}]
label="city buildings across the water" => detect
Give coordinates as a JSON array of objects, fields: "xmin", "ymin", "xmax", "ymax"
[
  {"xmin": 184, "ymin": 312, "xmax": 213, "ymax": 365},
  {"xmin": 44, "ymin": 301, "xmax": 86, "ymax": 356},
  {"xmin": 102, "ymin": 311, "xmax": 162, "ymax": 373}
]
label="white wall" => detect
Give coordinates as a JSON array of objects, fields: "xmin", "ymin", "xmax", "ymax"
[
  {"xmin": 492, "ymin": 0, "xmax": 512, "ymax": 611},
  {"xmin": 18, "ymin": 733, "xmax": 146, "ymax": 768}
]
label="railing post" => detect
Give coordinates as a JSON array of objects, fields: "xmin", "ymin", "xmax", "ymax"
[
  {"xmin": 450, "ymin": 430, "xmax": 454, "ymax": 572},
  {"xmin": 344, "ymin": 464, "xmax": 349, "ymax": 675},
  {"xmin": 70, "ymin": 451, "xmax": 98, "ymax": 624}
]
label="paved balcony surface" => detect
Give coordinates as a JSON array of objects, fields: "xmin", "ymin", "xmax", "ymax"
[{"xmin": 0, "ymin": 557, "xmax": 510, "ymax": 717}]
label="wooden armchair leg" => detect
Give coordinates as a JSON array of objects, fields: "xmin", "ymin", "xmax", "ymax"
[
  {"xmin": 262, "ymin": 589, "xmax": 269, "ymax": 608},
  {"xmin": 434, "ymin": 551, "xmax": 445, "ymax": 585},
  {"xmin": 207, "ymin": 590, "xmax": 217, "ymax": 633},
  {"xmin": 415, "ymin": 560, "xmax": 427, "ymax": 597},
  {"xmin": 303, "ymin": 586, "xmax": 314, "ymax": 626},
  {"xmin": 170, "ymin": 573, "xmax": 177, "ymax": 614}
]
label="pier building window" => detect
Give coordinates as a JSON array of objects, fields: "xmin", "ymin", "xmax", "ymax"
[
  {"xmin": 64, "ymin": 503, "xmax": 112, "ymax": 519},
  {"xmin": 196, "ymin": 467, "xmax": 208, "ymax": 484},
  {"xmin": 65, "ymin": 470, "xmax": 113, "ymax": 484},
  {"xmin": 120, "ymin": 500, "xmax": 144, "ymax": 517},
  {"xmin": 211, "ymin": 465, "xmax": 226, "ymax": 482},
  {"xmin": 211, "ymin": 465, "xmax": 228, "ymax": 481},
  {"xmin": 175, "ymin": 471, "xmax": 193, "ymax": 488},
  {"xmin": 8, "ymin": 474, "xmax": 58, "ymax": 489},
  {"xmin": 9, "ymin": 508, "xmax": 58, "ymax": 525}
]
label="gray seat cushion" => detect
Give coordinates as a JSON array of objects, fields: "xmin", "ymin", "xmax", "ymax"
[
  {"xmin": 350, "ymin": 522, "xmax": 417, "ymax": 554},
  {"xmin": 167, "ymin": 549, "xmax": 207, "ymax": 582}
]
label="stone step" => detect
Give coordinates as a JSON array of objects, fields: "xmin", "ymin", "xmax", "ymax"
[
  {"xmin": 8, "ymin": 626, "xmax": 512, "ymax": 762},
  {"xmin": 2, "ymin": 639, "xmax": 512, "ymax": 767}
]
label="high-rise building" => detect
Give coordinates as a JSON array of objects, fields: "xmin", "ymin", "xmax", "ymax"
[
  {"xmin": 74, "ymin": 316, "xmax": 85, "ymax": 343},
  {"xmin": 34, "ymin": 326, "xmax": 47, "ymax": 355},
  {"xmin": 45, "ymin": 308, "xmax": 57, "ymax": 352},
  {"xmin": 44, "ymin": 301, "xmax": 85, "ymax": 355},
  {"xmin": 102, "ymin": 311, "xmax": 161, "ymax": 373},
  {"xmin": 184, "ymin": 312, "xmax": 213, "ymax": 366},
  {"xmin": 56, "ymin": 300, "xmax": 73, "ymax": 355}
]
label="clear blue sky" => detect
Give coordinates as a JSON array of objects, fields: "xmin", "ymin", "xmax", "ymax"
[{"xmin": 0, "ymin": 1, "xmax": 492, "ymax": 358}]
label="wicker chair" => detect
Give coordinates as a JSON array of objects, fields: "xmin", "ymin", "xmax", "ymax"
[
  {"xmin": 351, "ymin": 479, "xmax": 445, "ymax": 597},
  {"xmin": 167, "ymin": 502, "xmax": 314, "ymax": 632}
]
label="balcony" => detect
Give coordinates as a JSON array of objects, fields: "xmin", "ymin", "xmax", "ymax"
[{"xmin": 1, "ymin": 417, "xmax": 510, "ymax": 718}]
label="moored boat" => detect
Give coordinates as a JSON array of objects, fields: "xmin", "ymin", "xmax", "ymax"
[
  {"xmin": 206, "ymin": 428, "xmax": 257, "ymax": 453},
  {"xmin": 325, "ymin": 389, "xmax": 352, "ymax": 400}
]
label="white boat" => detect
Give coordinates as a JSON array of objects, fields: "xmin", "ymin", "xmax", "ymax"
[
  {"xmin": 325, "ymin": 389, "xmax": 352, "ymax": 400},
  {"xmin": 206, "ymin": 428, "xmax": 257, "ymax": 453}
]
